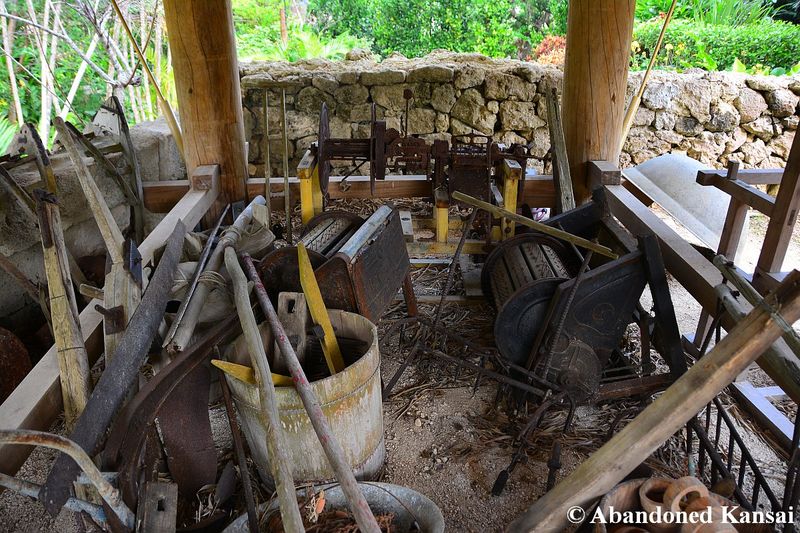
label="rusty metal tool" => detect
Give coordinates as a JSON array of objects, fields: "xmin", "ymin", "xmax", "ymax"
[
  {"xmin": 434, "ymin": 209, "xmax": 478, "ymax": 328},
  {"xmin": 162, "ymin": 204, "xmax": 230, "ymax": 348},
  {"xmin": 242, "ymin": 253, "xmax": 381, "ymax": 533},
  {"xmin": 226, "ymin": 247, "xmax": 304, "ymax": 533},
  {"xmin": 103, "ymin": 316, "xmax": 240, "ymax": 507},
  {"xmin": 0, "ymin": 430, "xmax": 134, "ymax": 529},
  {"xmin": 298, "ymin": 242, "xmax": 345, "ymax": 374},
  {"xmin": 40, "ymin": 222, "xmax": 186, "ymax": 516},
  {"xmin": 218, "ymin": 366, "xmax": 259, "ymax": 533},
  {"xmin": 0, "ymin": 473, "xmax": 107, "ymax": 526}
]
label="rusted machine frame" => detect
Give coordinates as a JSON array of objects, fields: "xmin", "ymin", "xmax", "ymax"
[{"xmin": 314, "ymin": 205, "xmax": 413, "ymax": 321}]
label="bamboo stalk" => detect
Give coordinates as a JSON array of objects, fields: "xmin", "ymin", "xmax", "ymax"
[
  {"xmin": 450, "ymin": 190, "xmax": 618, "ymax": 259},
  {"xmin": 509, "ymin": 271, "xmax": 800, "ymax": 532},
  {"xmin": 225, "ymin": 247, "xmax": 303, "ymax": 533},
  {"xmin": 616, "ymin": 0, "xmax": 677, "ymax": 159},
  {"xmin": 35, "ymin": 190, "xmax": 91, "ymax": 430},
  {"xmin": 109, "ymin": 0, "xmax": 184, "ymax": 158},
  {"xmin": 241, "ymin": 253, "xmax": 381, "ymax": 533}
]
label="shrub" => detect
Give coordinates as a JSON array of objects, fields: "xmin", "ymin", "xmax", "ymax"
[
  {"xmin": 633, "ymin": 18, "xmax": 800, "ymax": 71},
  {"xmin": 547, "ymin": 0, "xmax": 568, "ymax": 35},
  {"xmin": 534, "ymin": 35, "xmax": 567, "ymax": 61},
  {"xmin": 370, "ymin": 0, "xmax": 518, "ymax": 58}
]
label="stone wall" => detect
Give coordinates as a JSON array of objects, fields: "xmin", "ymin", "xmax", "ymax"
[{"xmin": 240, "ymin": 50, "xmax": 799, "ymax": 176}]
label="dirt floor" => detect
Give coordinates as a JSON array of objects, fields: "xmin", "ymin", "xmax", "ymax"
[{"xmin": 1, "ymin": 200, "xmax": 798, "ymax": 532}]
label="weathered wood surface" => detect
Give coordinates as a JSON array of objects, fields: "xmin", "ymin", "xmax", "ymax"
[
  {"xmin": 35, "ymin": 193, "xmax": 91, "ymax": 430},
  {"xmin": 545, "ymin": 87, "xmax": 575, "ymax": 214},
  {"xmin": 163, "ymin": 0, "xmax": 247, "ymax": 223},
  {"xmin": 562, "ymin": 0, "xmax": 635, "ymax": 202},
  {"xmin": 0, "ymin": 181, "xmax": 219, "ymax": 479}
]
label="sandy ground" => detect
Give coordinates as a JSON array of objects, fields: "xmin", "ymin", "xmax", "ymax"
[{"xmin": 1, "ymin": 200, "xmax": 798, "ymax": 532}]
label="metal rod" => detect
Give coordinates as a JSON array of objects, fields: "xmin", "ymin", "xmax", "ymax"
[
  {"xmin": 264, "ymin": 90, "xmax": 272, "ymax": 223},
  {"xmin": 217, "ymin": 367, "xmax": 259, "ymax": 533},
  {"xmin": 167, "ymin": 196, "xmax": 266, "ymax": 354},
  {"xmin": 226, "ymin": 248, "xmax": 303, "ymax": 533},
  {"xmin": 0, "ymin": 430, "xmax": 134, "ymax": 529},
  {"xmin": 434, "ymin": 209, "xmax": 478, "ymax": 328},
  {"xmin": 281, "ymin": 89, "xmax": 292, "ymax": 243},
  {"xmin": 0, "ymin": 473, "xmax": 107, "ymax": 526},
  {"xmin": 241, "ymin": 253, "xmax": 381, "ymax": 533},
  {"xmin": 163, "ymin": 204, "xmax": 230, "ymax": 347}
]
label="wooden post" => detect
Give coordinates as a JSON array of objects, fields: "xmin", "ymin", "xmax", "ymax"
[
  {"xmin": 163, "ymin": 0, "xmax": 247, "ymax": 224},
  {"xmin": 35, "ymin": 192, "xmax": 91, "ymax": 430},
  {"xmin": 434, "ymin": 188, "xmax": 449, "ymax": 244},
  {"xmin": 562, "ymin": 0, "xmax": 635, "ymax": 203},
  {"xmin": 755, "ymin": 131, "xmax": 800, "ymax": 288},
  {"xmin": 500, "ymin": 159, "xmax": 522, "ymax": 239},
  {"xmin": 297, "ymin": 150, "xmax": 317, "ymax": 224},
  {"xmin": 508, "ymin": 271, "xmax": 800, "ymax": 532}
]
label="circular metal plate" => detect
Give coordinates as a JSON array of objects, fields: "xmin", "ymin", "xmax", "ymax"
[{"xmin": 494, "ymin": 278, "xmax": 564, "ymax": 366}]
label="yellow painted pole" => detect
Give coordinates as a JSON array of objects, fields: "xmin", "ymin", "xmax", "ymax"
[
  {"xmin": 297, "ymin": 243, "xmax": 345, "ymax": 374},
  {"xmin": 299, "ymin": 176, "xmax": 315, "ymax": 224},
  {"xmin": 311, "ymin": 165, "xmax": 324, "ymax": 215}
]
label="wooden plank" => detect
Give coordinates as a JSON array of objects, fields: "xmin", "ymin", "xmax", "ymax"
[
  {"xmin": 605, "ymin": 184, "xmax": 800, "ymax": 404},
  {"xmin": 546, "ymin": 87, "xmax": 575, "ymax": 213},
  {"xmin": 406, "ymin": 241, "xmax": 487, "ymax": 256},
  {"xmin": 696, "ymin": 171, "xmax": 774, "ymax": 216},
  {"xmin": 36, "ymin": 194, "xmax": 91, "ymax": 430},
  {"xmin": 730, "ymin": 381, "xmax": 793, "ymax": 453},
  {"xmin": 756, "ymin": 131, "xmax": 800, "ymax": 283},
  {"xmin": 143, "ymin": 174, "xmax": 559, "ymax": 213},
  {"xmin": 458, "ymin": 255, "xmax": 484, "ymax": 297},
  {"xmin": 588, "ymin": 160, "xmax": 622, "ymax": 189},
  {"xmin": 500, "ymin": 159, "xmax": 521, "ymax": 238},
  {"xmin": 135, "ymin": 481, "xmax": 178, "ymax": 533},
  {"xmin": 398, "ymin": 210, "xmax": 414, "ymax": 242},
  {"xmin": 190, "ymin": 164, "xmax": 219, "ymax": 191},
  {"xmin": 510, "ymin": 271, "xmax": 800, "ymax": 532},
  {"xmin": 0, "ymin": 182, "xmax": 219, "ymax": 479},
  {"xmin": 697, "ymin": 168, "xmax": 783, "ymax": 186}
]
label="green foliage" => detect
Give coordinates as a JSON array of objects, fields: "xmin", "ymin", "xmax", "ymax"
[
  {"xmin": 633, "ymin": 18, "xmax": 800, "ymax": 71},
  {"xmin": 546, "ymin": 0, "xmax": 568, "ymax": 35},
  {"xmin": 308, "ymin": 0, "xmax": 374, "ymax": 39},
  {"xmin": 370, "ymin": 0, "xmax": 518, "ymax": 58},
  {"xmin": 246, "ymin": 25, "xmax": 371, "ymax": 61},
  {"xmin": 0, "ymin": 117, "xmax": 16, "ymax": 155},
  {"xmin": 684, "ymin": 0, "xmax": 780, "ymax": 26}
]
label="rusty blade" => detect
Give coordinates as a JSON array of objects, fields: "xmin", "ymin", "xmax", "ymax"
[
  {"xmin": 158, "ymin": 364, "xmax": 216, "ymax": 498},
  {"xmin": 39, "ymin": 222, "xmax": 186, "ymax": 516},
  {"xmin": 103, "ymin": 315, "xmax": 241, "ymax": 507}
]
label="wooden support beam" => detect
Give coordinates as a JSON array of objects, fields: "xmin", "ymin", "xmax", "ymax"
[
  {"xmin": 755, "ymin": 131, "xmax": 800, "ymax": 285},
  {"xmin": 696, "ymin": 170, "xmax": 774, "ymax": 216},
  {"xmin": 143, "ymin": 174, "xmax": 558, "ymax": 213},
  {"xmin": 163, "ymin": 0, "xmax": 246, "ymax": 223},
  {"xmin": 509, "ymin": 271, "xmax": 800, "ymax": 532},
  {"xmin": 35, "ymin": 193, "xmax": 91, "ymax": 430},
  {"xmin": 605, "ymin": 184, "xmax": 800, "ymax": 404},
  {"xmin": 0, "ymin": 182, "xmax": 219, "ymax": 479},
  {"xmin": 500, "ymin": 159, "xmax": 522, "ymax": 239},
  {"xmin": 546, "ymin": 87, "xmax": 575, "ymax": 214},
  {"xmin": 562, "ymin": 0, "xmax": 635, "ymax": 203},
  {"xmin": 696, "ymin": 168, "xmax": 783, "ymax": 186}
]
